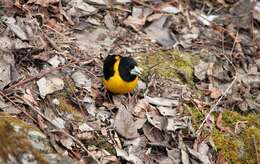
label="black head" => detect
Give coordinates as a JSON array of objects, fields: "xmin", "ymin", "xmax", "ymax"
[{"xmin": 119, "ymin": 56, "xmax": 140, "ymax": 82}]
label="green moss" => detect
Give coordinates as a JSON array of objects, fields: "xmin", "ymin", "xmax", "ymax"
[
  {"xmin": 137, "ymin": 50, "xmax": 198, "ymax": 85},
  {"xmin": 211, "ymin": 110, "xmax": 260, "ymax": 163},
  {"xmin": 184, "ymin": 104, "xmax": 203, "ymax": 129},
  {"xmin": 58, "ymin": 97, "xmax": 83, "ymax": 120},
  {"xmin": 0, "ymin": 114, "xmax": 46, "ymax": 163}
]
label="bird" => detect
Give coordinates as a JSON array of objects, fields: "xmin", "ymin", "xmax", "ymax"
[{"xmin": 103, "ymin": 54, "xmax": 141, "ymax": 95}]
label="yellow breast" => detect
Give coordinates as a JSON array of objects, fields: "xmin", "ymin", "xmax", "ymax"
[{"xmin": 103, "ymin": 58, "xmax": 138, "ymax": 94}]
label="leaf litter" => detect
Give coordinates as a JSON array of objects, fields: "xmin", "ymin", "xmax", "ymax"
[{"xmin": 0, "ymin": 0, "xmax": 259, "ymax": 163}]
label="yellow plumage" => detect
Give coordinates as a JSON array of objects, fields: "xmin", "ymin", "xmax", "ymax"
[{"xmin": 103, "ymin": 56, "xmax": 138, "ymax": 94}]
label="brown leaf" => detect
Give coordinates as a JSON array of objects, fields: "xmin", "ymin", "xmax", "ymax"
[
  {"xmin": 114, "ymin": 107, "xmax": 139, "ymax": 139},
  {"xmin": 216, "ymin": 153, "xmax": 228, "ymax": 164},
  {"xmin": 22, "ymin": 89, "xmax": 38, "ymax": 105},
  {"xmin": 209, "ymin": 87, "xmax": 222, "ymax": 99},
  {"xmin": 46, "ymin": 18, "xmax": 65, "ymax": 33},
  {"xmin": 37, "ymin": 114, "xmax": 48, "ymax": 130},
  {"xmin": 27, "ymin": 0, "xmax": 59, "ymax": 7},
  {"xmin": 132, "ymin": 99, "xmax": 150, "ymax": 118},
  {"xmin": 216, "ymin": 113, "xmax": 233, "ymax": 134}
]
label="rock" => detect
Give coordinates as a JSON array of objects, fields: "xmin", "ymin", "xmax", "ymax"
[{"xmin": 0, "ymin": 114, "xmax": 78, "ymax": 164}]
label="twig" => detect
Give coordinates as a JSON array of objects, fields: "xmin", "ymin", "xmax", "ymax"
[
  {"xmin": 132, "ymin": 0, "xmax": 155, "ymax": 10},
  {"xmin": 3, "ymin": 60, "xmax": 80, "ymax": 93},
  {"xmin": 227, "ymin": 30, "xmax": 239, "ymax": 72},
  {"xmin": 71, "ymin": 65, "xmax": 98, "ymax": 78},
  {"xmin": 59, "ymin": 0, "xmax": 74, "ymax": 26},
  {"xmin": 196, "ymin": 76, "xmax": 237, "ymax": 135},
  {"xmin": 185, "ymin": 9, "xmax": 192, "ymax": 29},
  {"xmin": 253, "ymin": 135, "xmax": 260, "ymax": 164},
  {"xmin": 0, "ymin": 91, "xmax": 37, "ymax": 122},
  {"xmin": 42, "ymin": 24, "xmax": 65, "ymax": 37},
  {"xmin": 42, "ymin": 32, "xmax": 62, "ymax": 52}
]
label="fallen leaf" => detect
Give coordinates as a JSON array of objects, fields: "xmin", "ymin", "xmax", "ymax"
[
  {"xmin": 132, "ymin": 99, "xmax": 150, "ymax": 118},
  {"xmin": 216, "ymin": 153, "xmax": 228, "ymax": 164},
  {"xmin": 146, "ymin": 113, "xmax": 166, "ymax": 130},
  {"xmin": 165, "ymin": 117, "xmax": 189, "ymax": 132},
  {"xmin": 196, "ymin": 14, "xmax": 218, "ymax": 26},
  {"xmin": 144, "ymin": 16, "xmax": 177, "ymax": 47},
  {"xmin": 37, "ymin": 76, "xmax": 64, "ymax": 98},
  {"xmin": 51, "ymin": 117, "xmax": 65, "ymax": 129},
  {"xmin": 216, "ymin": 113, "xmax": 233, "ymax": 134},
  {"xmin": 47, "ymin": 55, "xmax": 65, "ymax": 67},
  {"xmin": 22, "ymin": 89, "xmax": 38, "ymax": 105},
  {"xmin": 167, "ymin": 148, "xmax": 181, "ymax": 163},
  {"xmin": 209, "ymin": 87, "xmax": 222, "ymax": 99},
  {"xmin": 3, "ymin": 16, "xmax": 28, "ymax": 40},
  {"xmin": 194, "ymin": 61, "xmax": 209, "ymax": 81},
  {"xmin": 116, "ymin": 147, "xmax": 142, "ymax": 164},
  {"xmin": 158, "ymin": 5, "xmax": 180, "ymax": 14},
  {"xmin": 0, "ymin": 60, "xmax": 11, "ymax": 90},
  {"xmin": 27, "ymin": 0, "xmax": 59, "ymax": 7},
  {"xmin": 79, "ymin": 123, "xmax": 94, "ymax": 132},
  {"xmin": 114, "ymin": 107, "xmax": 139, "ymax": 139},
  {"xmin": 67, "ymin": 0, "xmax": 97, "ymax": 17},
  {"xmin": 60, "ymin": 137, "xmax": 74, "ymax": 150},
  {"xmin": 144, "ymin": 95, "xmax": 179, "ymax": 107},
  {"xmin": 0, "ymin": 100, "xmax": 20, "ymax": 114},
  {"xmin": 71, "ymin": 71, "xmax": 92, "ymax": 92},
  {"xmin": 104, "ymin": 13, "xmax": 115, "ymax": 30},
  {"xmin": 124, "ymin": 7, "xmax": 152, "ymax": 31},
  {"xmin": 143, "ymin": 122, "xmax": 165, "ymax": 143},
  {"xmin": 157, "ymin": 106, "xmax": 176, "ymax": 116}
]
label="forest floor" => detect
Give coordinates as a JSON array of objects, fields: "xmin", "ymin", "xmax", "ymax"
[{"xmin": 0, "ymin": 0, "xmax": 259, "ymax": 163}]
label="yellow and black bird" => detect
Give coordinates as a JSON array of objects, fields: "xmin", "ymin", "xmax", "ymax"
[{"xmin": 103, "ymin": 54, "xmax": 141, "ymax": 94}]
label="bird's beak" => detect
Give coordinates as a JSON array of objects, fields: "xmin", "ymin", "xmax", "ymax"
[{"xmin": 130, "ymin": 66, "xmax": 141, "ymax": 76}]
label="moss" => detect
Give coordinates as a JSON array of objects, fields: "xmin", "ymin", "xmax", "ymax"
[
  {"xmin": 221, "ymin": 111, "xmax": 260, "ymax": 128},
  {"xmin": 0, "ymin": 114, "xmax": 46, "ymax": 163},
  {"xmin": 137, "ymin": 50, "xmax": 198, "ymax": 85},
  {"xmin": 212, "ymin": 128, "xmax": 244, "ymax": 163},
  {"xmin": 184, "ymin": 104, "xmax": 203, "ymax": 129},
  {"xmin": 211, "ymin": 110, "xmax": 260, "ymax": 163},
  {"xmin": 58, "ymin": 97, "xmax": 83, "ymax": 120}
]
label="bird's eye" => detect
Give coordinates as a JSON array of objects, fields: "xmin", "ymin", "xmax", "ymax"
[{"xmin": 129, "ymin": 65, "xmax": 135, "ymax": 69}]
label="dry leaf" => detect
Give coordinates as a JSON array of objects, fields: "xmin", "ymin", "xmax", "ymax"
[
  {"xmin": 23, "ymin": 89, "xmax": 38, "ymax": 105},
  {"xmin": 116, "ymin": 148, "xmax": 142, "ymax": 164},
  {"xmin": 132, "ymin": 99, "xmax": 150, "ymax": 118},
  {"xmin": 146, "ymin": 113, "xmax": 166, "ymax": 130},
  {"xmin": 37, "ymin": 76, "xmax": 64, "ymax": 98},
  {"xmin": 27, "ymin": 0, "xmax": 59, "ymax": 7},
  {"xmin": 209, "ymin": 87, "xmax": 222, "ymax": 99},
  {"xmin": 157, "ymin": 106, "xmax": 176, "ymax": 116},
  {"xmin": 114, "ymin": 108, "xmax": 139, "ymax": 139},
  {"xmin": 216, "ymin": 113, "xmax": 233, "ymax": 134},
  {"xmin": 60, "ymin": 137, "xmax": 74, "ymax": 150},
  {"xmin": 144, "ymin": 95, "xmax": 179, "ymax": 107},
  {"xmin": 71, "ymin": 71, "xmax": 92, "ymax": 92}
]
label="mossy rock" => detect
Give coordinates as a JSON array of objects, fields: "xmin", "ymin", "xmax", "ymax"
[
  {"xmin": 211, "ymin": 110, "xmax": 260, "ymax": 163},
  {"xmin": 136, "ymin": 50, "xmax": 198, "ymax": 85},
  {"xmin": 0, "ymin": 113, "xmax": 78, "ymax": 163},
  {"xmin": 0, "ymin": 114, "xmax": 47, "ymax": 163}
]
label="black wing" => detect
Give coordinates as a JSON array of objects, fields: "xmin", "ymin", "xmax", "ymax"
[{"xmin": 103, "ymin": 55, "xmax": 117, "ymax": 80}]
